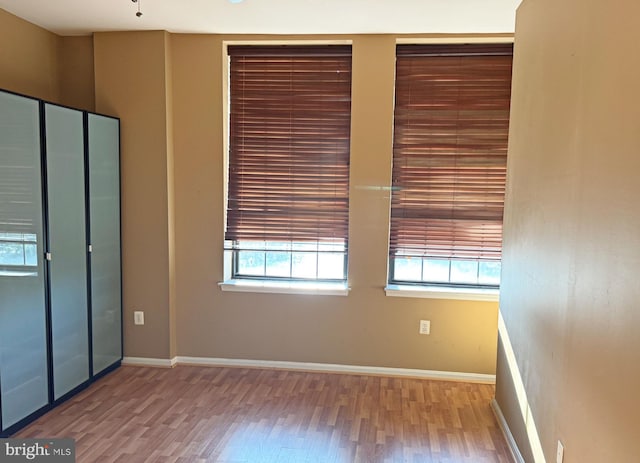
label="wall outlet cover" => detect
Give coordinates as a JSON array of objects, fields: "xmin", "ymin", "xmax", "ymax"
[{"xmin": 419, "ymin": 320, "xmax": 431, "ymax": 335}]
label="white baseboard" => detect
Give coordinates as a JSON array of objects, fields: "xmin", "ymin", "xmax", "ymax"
[
  {"xmin": 491, "ymin": 399, "xmax": 525, "ymax": 463},
  {"xmin": 122, "ymin": 356, "xmax": 177, "ymax": 368},
  {"xmin": 120, "ymin": 356, "xmax": 494, "ymax": 383}
]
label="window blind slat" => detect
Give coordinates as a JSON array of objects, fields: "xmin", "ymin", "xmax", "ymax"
[
  {"xmin": 390, "ymin": 44, "xmax": 513, "ymax": 261},
  {"xmin": 226, "ymin": 45, "xmax": 352, "ymax": 245}
]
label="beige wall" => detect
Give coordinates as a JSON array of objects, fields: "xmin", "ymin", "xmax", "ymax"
[
  {"xmin": 169, "ymin": 33, "xmax": 500, "ymax": 373},
  {"xmin": 0, "ymin": 6, "xmax": 506, "ymax": 375},
  {"xmin": 0, "ymin": 8, "xmax": 60, "ymax": 102},
  {"xmin": 497, "ymin": 0, "xmax": 640, "ymax": 461},
  {"xmin": 58, "ymin": 36, "xmax": 95, "ymax": 112},
  {"xmin": 94, "ymin": 31, "xmax": 176, "ymax": 359},
  {"xmin": 0, "ymin": 9, "xmax": 94, "ymax": 110}
]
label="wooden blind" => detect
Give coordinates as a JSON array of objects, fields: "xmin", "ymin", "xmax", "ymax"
[
  {"xmin": 225, "ymin": 45, "xmax": 352, "ymax": 246},
  {"xmin": 389, "ymin": 44, "xmax": 513, "ymax": 261}
]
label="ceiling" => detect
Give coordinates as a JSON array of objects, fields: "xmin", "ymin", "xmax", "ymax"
[{"xmin": 0, "ymin": 0, "xmax": 521, "ymax": 36}]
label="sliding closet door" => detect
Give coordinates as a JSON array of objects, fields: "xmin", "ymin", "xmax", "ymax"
[
  {"xmin": 87, "ymin": 114, "xmax": 122, "ymax": 375},
  {"xmin": 0, "ymin": 91, "xmax": 49, "ymax": 430},
  {"xmin": 44, "ymin": 104, "xmax": 90, "ymax": 399}
]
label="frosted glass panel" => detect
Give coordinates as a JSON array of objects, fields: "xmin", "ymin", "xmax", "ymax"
[
  {"xmin": 88, "ymin": 114, "xmax": 122, "ymax": 375},
  {"xmin": 0, "ymin": 91, "xmax": 49, "ymax": 429},
  {"xmin": 45, "ymin": 104, "xmax": 89, "ymax": 399}
]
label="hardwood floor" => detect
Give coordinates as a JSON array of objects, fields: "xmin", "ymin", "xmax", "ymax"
[{"xmin": 16, "ymin": 366, "xmax": 512, "ymax": 462}]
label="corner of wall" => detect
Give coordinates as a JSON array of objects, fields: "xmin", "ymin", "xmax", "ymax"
[
  {"xmin": 93, "ymin": 30, "xmax": 175, "ymax": 360},
  {"xmin": 495, "ymin": 312, "xmax": 545, "ymax": 463},
  {"xmin": 58, "ymin": 35, "xmax": 96, "ymax": 112},
  {"xmin": 0, "ymin": 8, "xmax": 61, "ymax": 102},
  {"xmin": 164, "ymin": 31, "xmax": 178, "ymax": 359}
]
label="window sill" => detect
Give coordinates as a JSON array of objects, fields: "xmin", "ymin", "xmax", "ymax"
[
  {"xmin": 219, "ymin": 279, "xmax": 350, "ymax": 296},
  {"xmin": 384, "ymin": 284, "xmax": 499, "ymax": 302},
  {"xmin": 0, "ymin": 269, "xmax": 38, "ymax": 277}
]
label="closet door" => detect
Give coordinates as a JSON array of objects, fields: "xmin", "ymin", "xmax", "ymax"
[
  {"xmin": 87, "ymin": 114, "xmax": 122, "ymax": 375},
  {"xmin": 44, "ymin": 104, "xmax": 90, "ymax": 399},
  {"xmin": 0, "ymin": 91, "xmax": 49, "ymax": 430}
]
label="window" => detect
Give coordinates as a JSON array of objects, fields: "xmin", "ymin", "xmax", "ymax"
[
  {"xmin": 225, "ymin": 45, "xmax": 352, "ymax": 283},
  {"xmin": 389, "ymin": 44, "xmax": 513, "ymax": 289}
]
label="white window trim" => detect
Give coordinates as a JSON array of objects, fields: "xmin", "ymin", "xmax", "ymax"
[
  {"xmin": 219, "ymin": 279, "xmax": 350, "ymax": 296},
  {"xmin": 385, "ymin": 284, "xmax": 499, "ymax": 302},
  {"xmin": 221, "ymin": 249, "xmax": 349, "ymax": 296}
]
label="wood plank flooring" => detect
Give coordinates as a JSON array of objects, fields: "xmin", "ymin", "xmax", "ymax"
[{"xmin": 16, "ymin": 366, "xmax": 512, "ymax": 462}]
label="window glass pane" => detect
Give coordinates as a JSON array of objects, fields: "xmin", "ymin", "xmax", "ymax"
[
  {"xmin": 479, "ymin": 261, "xmax": 501, "ymax": 285},
  {"xmin": 423, "ymin": 259, "xmax": 450, "ymax": 283},
  {"xmin": 0, "ymin": 243, "xmax": 25, "ymax": 265},
  {"xmin": 45, "ymin": 103, "xmax": 89, "ymax": 399},
  {"xmin": 88, "ymin": 113, "xmax": 122, "ymax": 375},
  {"xmin": 292, "ymin": 252, "xmax": 317, "ymax": 279},
  {"xmin": 265, "ymin": 251, "xmax": 291, "ymax": 277},
  {"xmin": 0, "ymin": 234, "xmax": 39, "ymax": 267},
  {"xmin": 24, "ymin": 243, "xmax": 38, "ymax": 266},
  {"xmin": 237, "ymin": 251, "xmax": 265, "ymax": 276},
  {"xmin": 0, "ymin": 91, "xmax": 49, "ymax": 427},
  {"xmin": 318, "ymin": 253, "xmax": 345, "ymax": 280},
  {"xmin": 450, "ymin": 260, "xmax": 479, "ymax": 284},
  {"xmin": 233, "ymin": 240, "xmax": 348, "ymax": 281},
  {"xmin": 393, "ymin": 257, "xmax": 422, "ymax": 281}
]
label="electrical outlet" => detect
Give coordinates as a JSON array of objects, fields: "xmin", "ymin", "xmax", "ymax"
[
  {"xmin": 134, "ymin": 310, "xmax": 144, "ymax": 325},
  {"xmin": 556, "ymin": 440, "xmax": 564, "ymax": 463},
  {"xmin": 419, "ymin": 320, "xmax": 431, "ymax": 335}
]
